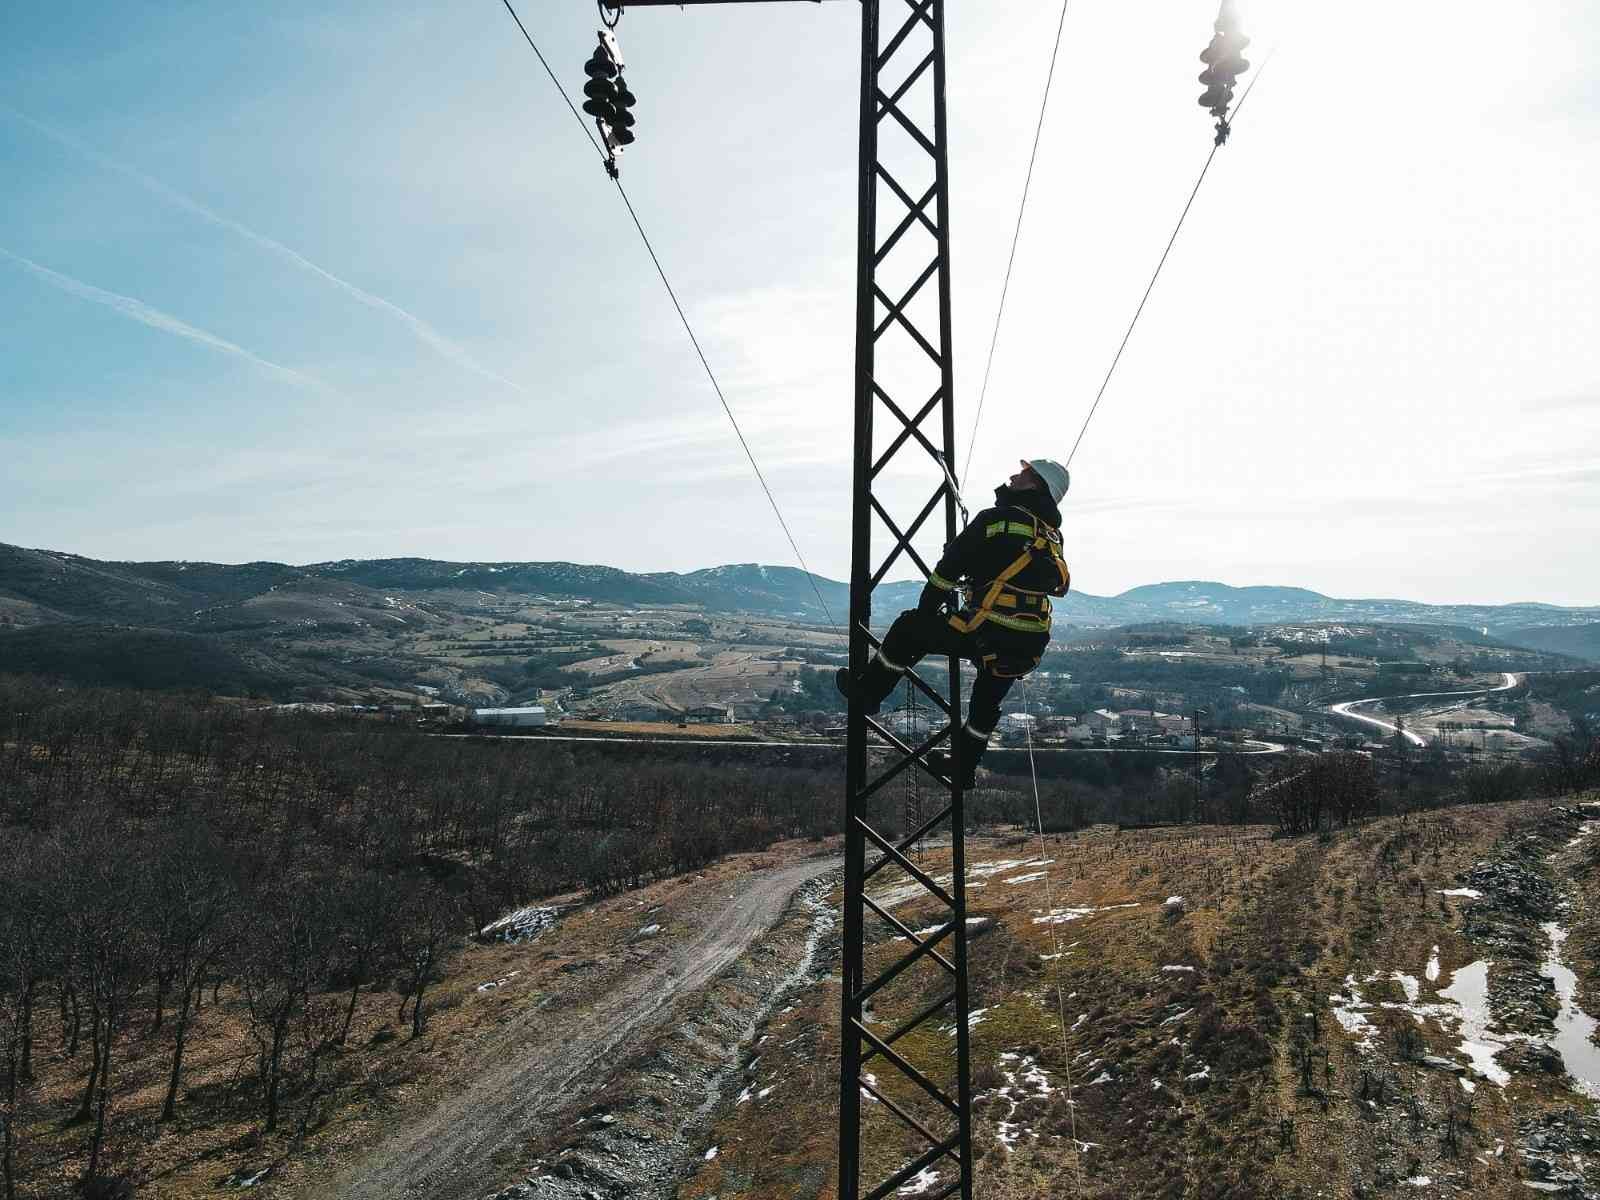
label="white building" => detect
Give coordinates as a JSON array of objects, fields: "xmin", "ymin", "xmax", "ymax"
[
  {"xmin": 470, "ymin": 706, "xmax": 549, "ymax": 728},
  {"xmin": 997, "ymin": 712, "xmax": 1037, "ymax": 735}
]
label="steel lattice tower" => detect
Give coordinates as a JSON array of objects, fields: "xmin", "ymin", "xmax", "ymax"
[
  {"xmin": 840, "ymin": 2, "xmax": 972, "ymax": 1196},
  {"xmin": 595, "ymin": 3, "xmax": 971, "ymax": 1196}
]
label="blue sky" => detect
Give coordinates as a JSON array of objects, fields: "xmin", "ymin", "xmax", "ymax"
[{"xmin": 3, "ymin": 0, "xmax": 1597, "ymax": 605}]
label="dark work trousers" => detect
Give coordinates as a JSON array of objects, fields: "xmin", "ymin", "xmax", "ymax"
[{"xmin": 875, "ymin": 607, "xmax": 1049, "ymax": 739}]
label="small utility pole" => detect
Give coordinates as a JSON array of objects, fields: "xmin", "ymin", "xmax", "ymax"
[{"xmin": 1192, "ymin": 706, "xmax": 1208, "ymax": 822}]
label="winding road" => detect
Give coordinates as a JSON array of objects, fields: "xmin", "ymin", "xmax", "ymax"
[
  {"xmin": 1327, "ymin": 672, "xmax": 1520, "ymax": 748},
  {"xmin": 313, "ymin": 856, "xmax": 840, "ymax": 1200}
]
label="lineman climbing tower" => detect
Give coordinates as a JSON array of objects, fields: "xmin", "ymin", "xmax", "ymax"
[{"xmin": 578, "ymin": 1, "xmax": 1254, "ymax": 1196}]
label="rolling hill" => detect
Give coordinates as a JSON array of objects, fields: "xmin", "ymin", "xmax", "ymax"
[{"xmin": 2, "ymin": 543, "xmax": 1597, "ymax": 701}]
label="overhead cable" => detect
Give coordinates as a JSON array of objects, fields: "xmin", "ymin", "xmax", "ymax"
[
  {"xmin": 1065, "ymin": 51, "xmax": 1272, "ymax": 468},
  {"xmin": 500, "ymin": 0, "xmax": 605, "ymax": 161},
  {"xmin": 499, "ymin": 0, "xmax": 840, "ymax": 631},
  {"xmin": 610, "ymin": 180, "xmax": 841, "ymax": 630},
  {"xmin": 960, "ymin": 0, "xmax": 1074, "ymax": 493}
]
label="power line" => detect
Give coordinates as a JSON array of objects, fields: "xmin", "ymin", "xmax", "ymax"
[
  {"xmin": 498, "ymin": 0, "xmax": 840, "ymax": 631},
  {"xmin": 500, "ymin": 0, "xmax": 605, "ymax": 161},
  {"xmin": 611, "ymin": 178, "xmax": 841, "ymax": 629},
  {"xmin": 961, "ymin": 0, "xmax": 1074, "ymax": 494},
  {"xmin": 1065, "ymin": 53, "xmax": 1272, "ymax": 468}
]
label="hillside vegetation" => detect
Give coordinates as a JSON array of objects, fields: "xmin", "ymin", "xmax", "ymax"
[{"xmin": 0, "ymin": 676, "xmax": 838, "ymax": 1199}]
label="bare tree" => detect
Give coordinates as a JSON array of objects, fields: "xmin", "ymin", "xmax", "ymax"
[
  {"xmin": 61, "ymin": 815, "xmax": 153, "ymax": 1187},
  {"xmin": 149, "ymin": 825, "xmax": 236, "ymax": 1121},
  {"xmin": 240, "ymin": 881, "xmax": 334, "ymax": 1135},
  {"xmin": 394, "ymin": 884, "xmax": 461, "ymax": 1041},
  {"xmin": 332, "ymin": 870, "xmax": 394, "ymax": 1046}
]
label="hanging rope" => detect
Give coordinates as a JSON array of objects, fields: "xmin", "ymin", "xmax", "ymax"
[{"xmin": 1018, "ymin": 672, "xmax": 1087, "ymax": 1190}]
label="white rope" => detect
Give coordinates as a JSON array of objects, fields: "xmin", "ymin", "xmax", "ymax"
[{"xmin": 1018, "ymin": 673, "xmax": 1085, "ymax": 1188}]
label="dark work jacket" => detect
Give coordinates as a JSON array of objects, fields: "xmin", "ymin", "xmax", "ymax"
[{"xmin": 923, "ymin": 485, "xmax": 1068, "ymax": 605}]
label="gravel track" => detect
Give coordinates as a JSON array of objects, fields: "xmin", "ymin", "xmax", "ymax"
[{"xmin": 321, "ymin": 856, "xmax": 840, "ymax": 1200}]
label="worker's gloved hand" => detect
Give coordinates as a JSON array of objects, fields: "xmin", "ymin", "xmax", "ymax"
[{"xmin": 917, "ymin": 581, "xmax": 951, "ymax": 616}]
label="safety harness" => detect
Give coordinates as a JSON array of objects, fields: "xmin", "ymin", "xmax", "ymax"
[{"xmin": 941, "ymin": 510, "xmax": 1070, "ymax": 637}]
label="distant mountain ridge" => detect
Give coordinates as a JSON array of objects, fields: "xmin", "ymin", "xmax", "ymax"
[{"xmin": 2, "ymin": 544, "xmax": 1597, "ymax": 660}]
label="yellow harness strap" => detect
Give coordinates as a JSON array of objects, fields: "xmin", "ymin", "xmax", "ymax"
[{"xmin": 947, "ymin": 513, "xmax": 1070, "ymax": 637}]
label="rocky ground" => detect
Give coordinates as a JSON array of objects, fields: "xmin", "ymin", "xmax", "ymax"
[
  {"xmin": 673, "ymin": 799, "xmax": 1600, "ymax": 1199},
  {"xmin": 483, "ymin": 874, "xmax": 840, "ymax": 1200}
]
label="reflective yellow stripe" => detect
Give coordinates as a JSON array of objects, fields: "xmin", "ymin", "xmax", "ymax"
[
  {"xmin": 949, "ymin": 608, "xmax": 1051, "ymax": 635},
  {"xmin": 984, "ymin": 520, "xmax": 1037, "ymax": 539},
  {"xmin": 927, "ymin": 571, "xmax": 957, "ymax": 590},
  {"xmin": 986, "ymin": 611, "xmax": 1051, "ymax": 633}
]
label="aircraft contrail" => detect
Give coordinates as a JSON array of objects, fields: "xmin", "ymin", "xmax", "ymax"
[
  {"xmin": 0, "ymin": 245, "xmax": 336, "ymax": 395},
  {"xmin": 2, "ymin": 105, "xmax": 527, "ymax": 395}
]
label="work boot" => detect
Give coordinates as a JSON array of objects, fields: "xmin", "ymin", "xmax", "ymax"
[{"xmin": 834, "ymin": 655, "xmax": 902, "ymax": 716}]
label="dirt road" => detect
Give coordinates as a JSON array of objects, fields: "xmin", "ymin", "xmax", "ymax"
[{"xmin": 320, "ymin": 856, "xmax": 839, "ymax": 1200}]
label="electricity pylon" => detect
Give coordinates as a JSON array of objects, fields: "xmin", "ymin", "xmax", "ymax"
[{"xmin": 592, "ymin": 2, "xmax": 973, "ymax": 1196}]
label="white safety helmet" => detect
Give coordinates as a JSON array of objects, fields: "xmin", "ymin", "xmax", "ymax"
[{"xmin": 1025, "ymin": 458, "xmax": 1071, "ymax": 504}]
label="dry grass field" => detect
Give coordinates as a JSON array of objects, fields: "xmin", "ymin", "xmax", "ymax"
[{"xmin": 681, "ymin": 798, "xmax": 1600, "ymax": 1199}]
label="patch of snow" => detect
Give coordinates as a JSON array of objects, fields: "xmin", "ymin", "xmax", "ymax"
[
  {"xmin": 898, "ymin": 1167, "xmax": 942, "ymax": 1195},
  {"xmin": 986, "ymin": 1053, "xmax": 1057, "ymax": 1149},
  {"xmin": 1004, "ymin": 871, "xmax": 1047, "ymax": 885},
  {"xmin": 476, "ymin": 971, "xmax": 520, "ymax": 993},
  {"xmin": 1561, "ymin": 820, "xmax": 1600, "ymax": 850},
  {"xmin": 902, "ymin": 917, "xmax": 992, "ymax": 940},
  {"xmin": 1438, "ymin": 888, "xmax": 1483, "ymax": 899},
  {"xmin": 479, "ymin": 905, "xmax": 563, "ymax": 945},
  {"xmin": 1540, "ymin": 920, "xmax": 1600, "ymax": 1098},
  {"xmin": 1438, "ymin": 960, "xmax": 1517, "ymax": 1086},
  {"xmin": 1161, "ymin": 965, "xmax": 1197, "ymax": 974},
  {"xmin": 1392, "ymin": 971, "xmax": 1421, "ymax": 1004},
  {"xmin": 704, "ymin": 1146, "xmax": 718, "ymax": 1161},
  {"xmin": 1330, "ymin": 976, "xmax": 1381, "ymax": 1049},
  {"xmin": 1090, "ymin": 1071, "xmax": 1112, "ymax": 1085},
  {"xmin": 1032, "ymin": 902, "xmax": 1139, "ymax": 926},
  {"xmin": 1426, "ymin": 945, "xmax": 1441, "ymax": 983}
]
